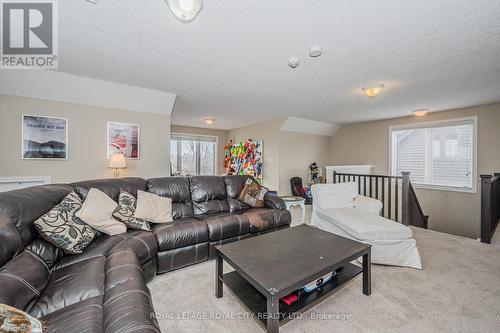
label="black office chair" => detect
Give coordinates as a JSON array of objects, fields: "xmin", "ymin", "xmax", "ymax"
[{"xmin": 290, "ymin": 177, "xmax": 312, "ymax": 205}]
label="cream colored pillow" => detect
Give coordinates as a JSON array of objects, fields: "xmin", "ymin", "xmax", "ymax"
[
  {"xmin": 135, "ymin": 190, "xmax": 173, "ymax": 223},
  {"xmin": 76, "ymin": 188, "xmax": 127, "ymax": 235}
]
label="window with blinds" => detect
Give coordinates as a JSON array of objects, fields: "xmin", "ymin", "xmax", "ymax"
[
  {"xmin": 170, "ymin": 134, "xmax": 217, "ymax": 176},
  {"xmin": 390, "ymin": 118, "xmax": 476, "ymax": 192}
]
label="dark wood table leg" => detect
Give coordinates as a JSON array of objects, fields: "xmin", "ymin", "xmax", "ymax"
[
  {"xmin": 363, "ymin": 249, "xmax": 371, "ymax": 296},
  {"xmin": 266, "ymin": 295, "xmax": 279, "ymax": 333},
  {"xmin": 215, "ymin": 255, "xmax": 223, "ymax": 298}
]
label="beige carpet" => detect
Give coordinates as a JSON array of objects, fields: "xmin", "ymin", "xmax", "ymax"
[{"xmin": 149, "ymin": 206, "xmax": 500, "ymax": 332}]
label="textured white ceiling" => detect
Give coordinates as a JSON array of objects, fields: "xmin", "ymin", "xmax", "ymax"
[{"xmin": 58, "ymin": 1, "xmax": 500, "ymax": 130}]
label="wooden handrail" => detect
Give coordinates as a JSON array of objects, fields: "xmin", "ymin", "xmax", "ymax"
[{"xmin": 332, "ymin": 171, "xmax": 428, "ymax": 228}]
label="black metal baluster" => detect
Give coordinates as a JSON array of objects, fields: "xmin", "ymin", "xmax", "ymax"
[
  {"xmin": 381, "ymin": 178, "xmax": 386, "ymax": 217},
  {"xmin": 388, "ymin": 178, "xmax": 392, "ymax": 220},
  {"xmin": 395, "ymin": 178, "xmax": 399, "ymax": 222},
  {"xmin": 363, "ymin": 176, "xmax": 367, "ymax": 196}
]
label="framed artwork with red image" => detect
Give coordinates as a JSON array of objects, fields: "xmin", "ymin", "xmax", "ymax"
[{"xmin": 107, "ymin": 122, "xmax": 140, "ymax": 159}]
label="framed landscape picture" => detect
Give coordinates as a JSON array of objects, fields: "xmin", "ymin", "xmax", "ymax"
[
  {"xmin": 22, "ymin": 115, "xmax": 68, "ymax": 159},
  {"xmin": 107, "ymin": 122, "xmax": 140, "ymax": 159}
]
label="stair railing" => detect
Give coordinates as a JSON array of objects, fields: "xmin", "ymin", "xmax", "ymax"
[
  {"xmin": 480, "ymin": 173, "xmax": 500, "ymax": 243},
  {"xmin": 332, "ymin": 171, "xmax": 428, "ymax": 228}
]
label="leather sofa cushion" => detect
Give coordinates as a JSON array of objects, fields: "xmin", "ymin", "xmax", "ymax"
[
  {"xmin": 157, "ymin": 243, "xmax": 208, "ymax": 274},
  {"xmin": 103, "ymin": 278, "xmax": 160, "ymax": 333},
  {"xmin": 223, "ymin": 175, "xmax": 252, "ymax": 212},
  {"xmin": 105, "ymin": 250, "xmax": 143, "ymax": 292},
  {"xmin": 30, "ymin": 257, "xmax": 105, "ymax": 318},
  {"xmin": 110, "ymin": 230, "xmax": 158, "ymax": 264},
  {"xmin": 53, "ymin": 235, "xmax": 126, "ymax": 270},
  {"xmin": 242, "ymin": 208, "xmax": 291, "ymax": 233},
  {"xmin": 0, "ymin": 213, "xmax": 23, "ymax": 267},
  {"xmin": 198, "ymin": 213, "xmax": 250, "ymax": 241},
  {"xmin": 153, "ymin": 218, "xmax": 208, "ymax": 251},
  {"xmin": 0, "ymin": 184, "xmax": 73, "ymax": 247},
  {"xmin": 71, "ymin": 177, "xmax": 147, "ymax": 202},
  {"xmin": 264, "ymin": 193, "xmax": 287, "ymax": 210},
  {"xmin": 26, "ymin": 238, "xmax": 63, "ymax": 269},
  {"xmin": 41, "ymin": 296, "xmax": 103, "ymax": 333},
  {"xmin": 223, "ymin": 175, "xmax": 253, "ymax": 198},
  {"xmin": 147, "ymin": 177, "xmax": 194, "ymax": 219},
  {"xmin": 190, "ymin": 176, "xmax": 229, "ymax": 216},
  {"xmin": 242, "ymin": 208, "xmax": 278, "ymax": 233},
  {"xmin": 0, "ymin": 250, "xmax": 51, "ymax": 311}
]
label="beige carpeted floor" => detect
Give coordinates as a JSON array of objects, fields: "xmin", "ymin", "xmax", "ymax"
[{"xmin": 149, "ymin": 206, "xmax": 500, "ymax": 333}]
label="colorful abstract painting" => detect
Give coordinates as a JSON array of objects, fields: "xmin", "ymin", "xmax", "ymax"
[{"xmin": 225, "ymin": 139, "xmax": 263, "ymax": 182}]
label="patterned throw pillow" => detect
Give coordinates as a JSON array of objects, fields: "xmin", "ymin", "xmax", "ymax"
[
  {"xmin": 113, "ymin": 191, "xmax": 151, "ymax": 231},
  {"xmin": 0, "ymin": 304, "xmax": 44, "ymax": 333},
  {"xmin": 238, "ymin": 178, "xmax": 269, "ymax": 208},
  {"xmin": 34, "ymin": 192, "xmax": 95, "ymax": 254}
]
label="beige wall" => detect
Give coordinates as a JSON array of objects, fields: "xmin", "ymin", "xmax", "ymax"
[
  {"xmin": 171, "ymin": 125, "xmax": 228, "ymax": 175},
  {"xmin": 330, "ymin": 103, "xmax": 500, "ymax": 239},
  {"xmin": 229, "ymin": 118, "xmax": 331, "ymax": 195},
  {"xmin": 279, "ymin": 131, "xmax": 331, "ymax": 196},
  {"xmin": 228, "ymin": 118, "xmax": 282, "ymax": 191},
  {"xmin": 0, "ymin": 94, "xmax": 171, "ymax": 183}
]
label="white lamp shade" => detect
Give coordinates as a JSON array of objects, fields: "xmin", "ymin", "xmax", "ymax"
[{"xmin": 108, "ymin": 153, "xmax": 127, "ymax": 169}]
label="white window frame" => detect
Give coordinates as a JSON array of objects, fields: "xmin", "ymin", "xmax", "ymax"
[
  {"xmin": 171, "ymin": 132, "xmax": 219, "ymax": 176},
  {"xmin": 388, "ymin": 116, "xmax": 478, "ymax": 193}
]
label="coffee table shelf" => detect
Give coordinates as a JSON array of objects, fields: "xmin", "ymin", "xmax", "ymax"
[{"xmin": 222, "ymin": 263, "xmax": 363, "ymax": 328}]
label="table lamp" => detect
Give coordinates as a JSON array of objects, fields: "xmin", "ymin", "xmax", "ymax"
[{"xmin": 108, "ymin": 153, "xmax": 127, "ymax": 177}]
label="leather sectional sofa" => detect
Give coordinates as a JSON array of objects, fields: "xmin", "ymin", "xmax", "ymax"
[{"xmin": 0, "ymin": 175, "xmax": 291, "ymax": 332}]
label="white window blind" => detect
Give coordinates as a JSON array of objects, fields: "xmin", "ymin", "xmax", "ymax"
[
  {"xmin": 390, "ymin": 118, "xmax": 476, "ymax": 192},
  {"xmin": 170, "ymin": 134, "xmax": 217, "ymax": 176}
]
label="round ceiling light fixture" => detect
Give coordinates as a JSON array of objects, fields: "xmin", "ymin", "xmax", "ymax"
[
  {"xmin": 309, "ymin": 47, "xmax": 323, "ymax": 57},
  {"xmin": 288, "ymin": 58, "xmax": 300, "ymax": 69},
  {"xmin": 165, "ymin": 0, "xmax": 203, "ymax": 23},
  {"xmin": 413, "ymin": 109, "xmax": 428, "ymax": 117},
  {"xmin": 203, "ymin": 117, "xmax": 215, "ymax": 125},
  {"xmin": 362, "ymin": 83, "xmax": 384, "ymax": 98}
]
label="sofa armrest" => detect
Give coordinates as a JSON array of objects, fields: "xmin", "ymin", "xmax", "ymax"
[
  {"xmin": 353, "ymin": 195, "xmax": 383, "ymax": 215},
  {"xmin": 264, "ymin": 193, "xmax": 286, "ymax": 210}
]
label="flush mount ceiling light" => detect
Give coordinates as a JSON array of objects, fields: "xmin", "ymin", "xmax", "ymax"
[
  {"xmin": 165, "ymin": 0, "xmax": 203, "ymax": 23},
  {"xmin": 309, "ymin": 47, "xmax": 323, "ymax": 57},
  {"xmin": 413, "ymin": 109, "xmax": 429, "ymax": 117},
  {"xmin": 362, "ymin": 83, "xmax": 384, "ymax": 98},
  {"xmin": 203, "ymin": 117, "xmax": 215, "ymax": 125},
  {"xmin": 288, "ymin": 58, "xmax": 300, "ymax": 69}
]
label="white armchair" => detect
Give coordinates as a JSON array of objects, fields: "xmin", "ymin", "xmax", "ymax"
[
  {"xmin": 311, "ymin": 182, "xmax": 422, "ymax": 269},
  {"xmin": 311, "ymin": 182, "xmax": 382, "ymax": 214},
  {"xmin": 353, "ymin": 195, "xmax": 383, "ymax": 215}
]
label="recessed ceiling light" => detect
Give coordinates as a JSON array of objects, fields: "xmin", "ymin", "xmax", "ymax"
[
  {"xmin": 203, "ymin": 117, "xmax": 215, "ymax": 125},
  {"xmin": 413, "ymin": 109, "xmax": 428, "ymax": 117},
  {"xmin": 309, "ymin": 47, "xmax": 323, "ymax": 57},
  {"xmin": 288, "ymin": 58, "xmax": 300, "ymax": 69},
  {"xmin": 362, "ymin": 83, "xmax": 384, "ymax": 98},
  {"xmin": 165, "ymin": 0, "xmax": 203, "ymax": 23}
]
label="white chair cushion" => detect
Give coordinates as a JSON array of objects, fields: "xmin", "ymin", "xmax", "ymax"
[
  {"xmin": 315, "ymin": 182, "xmax": 358, "ymax": 210},
  {"xmin": 317, "ymin": 207, "xmax": 413, "ymax": 241}
]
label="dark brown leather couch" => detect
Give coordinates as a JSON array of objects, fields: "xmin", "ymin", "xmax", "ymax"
[{"xmin": 0, "ymin": 175, "xmax": 291, "ymax": 332}]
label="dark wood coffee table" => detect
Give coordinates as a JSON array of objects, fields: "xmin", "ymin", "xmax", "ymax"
[{"xmin": 215, "ymin": 224, "xmax": 371, "ymax": 333}]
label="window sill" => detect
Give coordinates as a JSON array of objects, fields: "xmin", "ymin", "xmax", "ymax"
[{"xmin": 411, "ymin": 183, "xmax": 477, "ymax": 194}]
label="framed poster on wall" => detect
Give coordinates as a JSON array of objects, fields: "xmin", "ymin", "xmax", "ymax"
[
  {"xmin": 107, "ymin": 122, "xmax": 140, "ymax": 159},
  {"xmin": 22, "ymin": 115, "xmax": 68, "ymax": 159}
]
